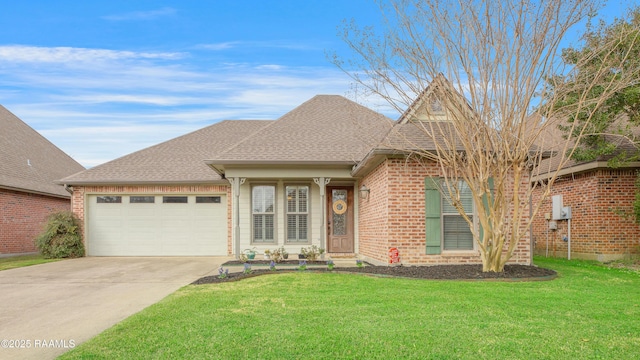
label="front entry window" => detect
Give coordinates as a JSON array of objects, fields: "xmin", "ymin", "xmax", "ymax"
[
  {"xmin": 332, "ymin": 189, "xmax": 348, "ymax": 236},
  {"xmin": 286, "ymin": 185, "xmax": 309, "ymax": 243},
  {"xmin": 252, "ymin": 185, "xmax": 275, "ymax": 243}
]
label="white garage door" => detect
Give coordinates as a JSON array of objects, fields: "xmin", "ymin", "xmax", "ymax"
[{"xmin": 87, "ymin": 194, "xmax": 228, "ymax": 256}]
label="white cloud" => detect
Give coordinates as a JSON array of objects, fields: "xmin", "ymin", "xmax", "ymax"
[
  {"xmin": 102, "ymin": 7, "xmax": 177, "ymax": 21},
  {"xmin": 0, "ymin": 44, "xmax": 397, "ymax": 167},
  {"xmin": 196, "ymin": 40, "xmax": 322, "ymax": 52},
  {"xmin": 0, "ymin": 45, "xmax": 184, "ymax": 63},
  {"xmin": 195, "ymin": 42, "xmax": 241, "ymax": 51}
]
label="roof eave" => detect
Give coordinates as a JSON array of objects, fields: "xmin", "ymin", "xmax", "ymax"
[
  {"xmin": 0, "ymin": 185, "xmax": 71, "ymax": 199},
  {"xmin": 56, "ymin": 179, "xmax": 230, "ymax": 187},
  {"xmin": 530, "ymin": 160, "xmax": 640, "ymax": 183}
]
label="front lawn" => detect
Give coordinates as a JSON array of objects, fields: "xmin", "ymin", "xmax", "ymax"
[
  {"xmin": 0, "ymin": 254, "xmax": 60, "ymax": 271},
  {"xmin": 61, "ymin": 257, "xmax": 640, "ymax": 359}
]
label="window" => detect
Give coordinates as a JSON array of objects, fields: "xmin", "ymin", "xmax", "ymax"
[
  {"xmin": 426, "ymin": 177, "xmax": 486, "ymax": 254},
  {"xmin": 196, "ymin": 196, "xmax": 221, "ymax": 203},
  {"xmin": 442, "ymin": 181, "xmax": 474, "ymax": 250},
  {"xmin": 130, "ymin": 196, "xmax": 155, "ymax": 203},
  {"xmin": 286, "ymin": 185, "xmax": 309, "ymax": 243},
  {"xmin": 252, "ymin": 185, "xmax": 275, "ymax": 243},
  {"xmin": 163, "ymin": 196, "xmax": 188, "ymax": 203},
  {"xmin": 97, "ymin": 196, "xmax": 121, "ymax": 203}
]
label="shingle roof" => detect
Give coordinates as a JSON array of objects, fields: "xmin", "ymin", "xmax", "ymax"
[
  {"xmin": 0, "ymin": 105, "xmax": 85, "ymax": 198},
  {"xmin": 60, "ymin": 120, "xmax": 272, "ymax": 185},
  {"xmin": 530, "ymin": 113, "xmax": 640, "ymax": 179},
  {"xmin": 207, "ymin": 95, "xmax": 393, "ymax": 165}
]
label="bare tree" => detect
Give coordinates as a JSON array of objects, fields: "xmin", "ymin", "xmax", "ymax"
[{"xmin": 333, "ymin": 0, "xmax": 640, "ymax": 271}]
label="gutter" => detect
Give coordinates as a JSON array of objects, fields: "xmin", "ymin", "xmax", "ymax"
[{"xmin": 530, "ymin": 161, "xmax": 640, "ymax": 183}]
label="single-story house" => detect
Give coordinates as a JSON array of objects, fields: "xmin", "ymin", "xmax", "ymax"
[
  {"xmin": 0, "ymin": 105, "xmax": 85, "ymax": 255},
  {"xmin": 60, "ymin": 81, "xmax": 531, "ymax": 265},
  {"xmin": 530, "ymin": 116, "xmax": 640, "ymax": 261}
]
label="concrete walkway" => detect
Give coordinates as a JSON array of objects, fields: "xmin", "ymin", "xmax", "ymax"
[{"xmin": 0, "ymin": 257, "xmax": 226, "ymax": 360}]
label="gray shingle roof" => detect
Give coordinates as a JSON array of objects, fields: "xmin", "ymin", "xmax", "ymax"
[
  {"xmin": 207, "ymin": 95, "xmax": 393, "ymax": 165},
  {"xmin": 0, "ymin": 105, "xmax": 85, "ymax": 197},
  {"xmin": 530, "ymin": 113, "xmax": 640, "ymax": 178},
  {"xmin": 60, "ymin": 120, "xmax": 272, "ymax": 185}
]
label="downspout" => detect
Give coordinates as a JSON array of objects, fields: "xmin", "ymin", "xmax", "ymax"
[
  {"xmin": 64, "ymin": 184, "xmax": 73, "ymax": 195},
  {"xmin": 567, "ymin": 218, "xmax": 572, "ymax": 260},
  {"xmin": 529, "ymin": 168, "xmax": 534, "ymax": 265}
]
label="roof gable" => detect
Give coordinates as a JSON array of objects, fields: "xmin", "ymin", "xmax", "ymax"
[
  {"xmin": 398, "ymin": 74, "xmax": 471, "ymax": 124},
  {"xmin": 0, "ymin": 105, "xmax": 84, "ymax": 197}
]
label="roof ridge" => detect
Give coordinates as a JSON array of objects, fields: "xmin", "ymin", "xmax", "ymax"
[
  {"xmin": 209, "ymin": 96, "xmax": 328, "ymax": 160},
  {"xmin": 210, "ymin": 119, "xmax": 278, "ymax": 159}
]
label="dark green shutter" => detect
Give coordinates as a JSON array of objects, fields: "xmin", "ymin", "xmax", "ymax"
[
  {"xmin": 479, "ymin": 177, "xmax": 494, "ymax": 241},
  {"xmin": 425, "ymin": 177, "xmax": 442, "ymax": 254}
]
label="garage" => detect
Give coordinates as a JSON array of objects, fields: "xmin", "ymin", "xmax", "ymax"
[{"xmin": 86, "ymin": 194, "xmax": 228, "ymax": 256}]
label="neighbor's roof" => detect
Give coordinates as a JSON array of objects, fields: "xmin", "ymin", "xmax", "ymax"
[
  {"xmin": 60, "ymin": 120, "xmax": 272, "ymax": 185},
  {"xmin": 206, "ymin": 95, "xmax": 393, "ymax": 168},
  {"xmin": 0, "ymin": 105, "xmax": 85, "ymax": 198},
  {"xmin": 530, "ymin": 113, "xmax": 640, "ymax": 181}
]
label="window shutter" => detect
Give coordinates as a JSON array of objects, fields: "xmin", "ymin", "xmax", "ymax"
[
  {"xmin": 425, "ymin": 177, "xmax": 442, "ymax": 255},
  {"xmin": 479, "ymin": 177, "xmax": 494, "ymax": 241}
]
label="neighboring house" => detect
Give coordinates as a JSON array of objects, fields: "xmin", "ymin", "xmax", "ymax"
[
  {"xmin": 530, "ymin": 116, "xmax": 640, "ymax": 261},
  {"xmin": 0, "ymin": 105, "xmax": 85, "ymax": 255},
  {"xmin": 61, "ymin": 85, "xmax": 532, "ymax": 265}
]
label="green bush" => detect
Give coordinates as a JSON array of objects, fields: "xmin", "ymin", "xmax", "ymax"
[{"xmin": 36, "ymin": 211, "xmax": 84, "ymax": 259}]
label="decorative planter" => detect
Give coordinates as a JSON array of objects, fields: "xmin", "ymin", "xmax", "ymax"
[{"xmin": 298, "ymin": 254, "xmax": 306, "ymax": 259}]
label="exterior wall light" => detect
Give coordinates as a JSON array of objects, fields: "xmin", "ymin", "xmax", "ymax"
[{"xmin": 359, "ymin": 184, "xmax": 370, "ymax": 200}]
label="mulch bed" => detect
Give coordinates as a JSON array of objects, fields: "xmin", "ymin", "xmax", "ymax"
[{"xmin": 191, "ymin": 263, "xmax": 557, "ymax": 285}]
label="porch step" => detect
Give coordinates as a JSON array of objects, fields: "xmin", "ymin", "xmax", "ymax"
[{"xmin": 327, "ymin": 253, "xmax": 357, "ymax": 259}]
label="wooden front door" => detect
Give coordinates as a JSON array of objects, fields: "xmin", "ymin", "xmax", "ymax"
[{"xmin": 327, "ymin": 186, "xmax": 354, "ymax": 253}]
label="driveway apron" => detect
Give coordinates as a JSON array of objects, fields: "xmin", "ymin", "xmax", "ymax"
[{"xmin": 0, "ymin": 257, "xmax": 225, "ymax": 360}]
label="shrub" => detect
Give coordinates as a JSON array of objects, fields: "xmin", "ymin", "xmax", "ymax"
[
  {"xmin": 300, "ymin": 245, "xmax": 325, "ymax": 261},
  {"xmin": 36, "ymin": 211, "xmax": 84, "ymax": 259}
]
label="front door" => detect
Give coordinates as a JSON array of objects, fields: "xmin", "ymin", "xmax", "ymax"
[{"xmin": 327, "ymin": 186, "xmax": 354, "ymax": 253}]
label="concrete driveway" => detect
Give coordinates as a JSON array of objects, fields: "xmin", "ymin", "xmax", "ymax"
[{"xmin": 0, "ymin": 257, "xmax": 226, "ymax": 360}]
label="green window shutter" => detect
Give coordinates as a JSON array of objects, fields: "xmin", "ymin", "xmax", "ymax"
[
  {"xmin": 479, "ymin": 177, "xmax": 494, "ymax": 241},
  {"xmin": 425, "ymin": 177, "xmax": 442, "ymax": 255}
]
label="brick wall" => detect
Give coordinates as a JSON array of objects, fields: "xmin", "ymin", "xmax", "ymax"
[
  {"xmin": 531, "ymin": 168, "xmax": 640, "ymax": 261},
  {"xmin": 359, "ymin": 157, "xmax": 531, "ymax": 265},
  {"xmin": 71, "ymin": 184, "xmax": 233, "ymax": 255},
  {"xmin": 0, "ymin": 188, "xmax": 70, "ymax": 254}
]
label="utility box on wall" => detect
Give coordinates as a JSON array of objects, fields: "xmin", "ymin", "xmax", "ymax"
[{"xmin": 552, "ymin": 195, "xmax": 572, "ymax": 220}]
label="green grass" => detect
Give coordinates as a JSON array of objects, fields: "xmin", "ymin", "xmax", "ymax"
[
  {"xmin": 60, "ymin": 257, "xmax": 640, "ymax": 359},
  {"xmin": 0, "ymin": 254, "xmax": 60, "ymax": 271}
]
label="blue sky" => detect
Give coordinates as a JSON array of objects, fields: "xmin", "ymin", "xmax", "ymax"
[{"xmin": 0, "ymin": 0, "xmax": 634, "ymax": 167}]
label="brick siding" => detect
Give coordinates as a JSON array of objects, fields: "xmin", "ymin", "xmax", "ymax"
[
  {"xmin": 531, "ymin": 168, "xmax": 640, "ymax": 261},
  {"xmin": 359, "ymin": 158, "xmax": 531, "ymax": 265},
  {"xmin": 71, "ymin": 185, "xmax": 233, "ymax": 255},
  {"xmin": 0, "ymin": 188, "xmax": 70, "ymax": 254}
]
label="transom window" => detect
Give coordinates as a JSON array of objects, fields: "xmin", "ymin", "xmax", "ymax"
[
  {"xmin": 196, "ymin": 196, "xmax": 221, "ymax": 204},
  {"xmin": 286, "ymin": 185, "xmax": 309, "ymax": 243},
  {"xmin": 163, "ymin": 196, "xmax": 188, "ymax": 203},
  {"xmin": 97, "ymin": 196, "xmax": 121, "ymax": 203},
  {"xmin": 130, "ymin": 196, "xmax": 155, "ymax": 204},
  {"xmin": 252, "ymin": 185, "xmax": 275, "ymax": 243},
  {"xmin": 442, "ymin": 181, "xmax": 474, "ymax": 250}
]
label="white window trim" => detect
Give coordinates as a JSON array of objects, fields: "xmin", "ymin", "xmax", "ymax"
[
  {"xmin": 441, "ymin": 182, "xmax": 477, "ymax": 252},
  {"xmin": 251, "ymin": 184, "xmax": 277, "ymax": 244},
  {"xmin": 285, "ymin": 184, "xmax": 311, "ymax": 244}
]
